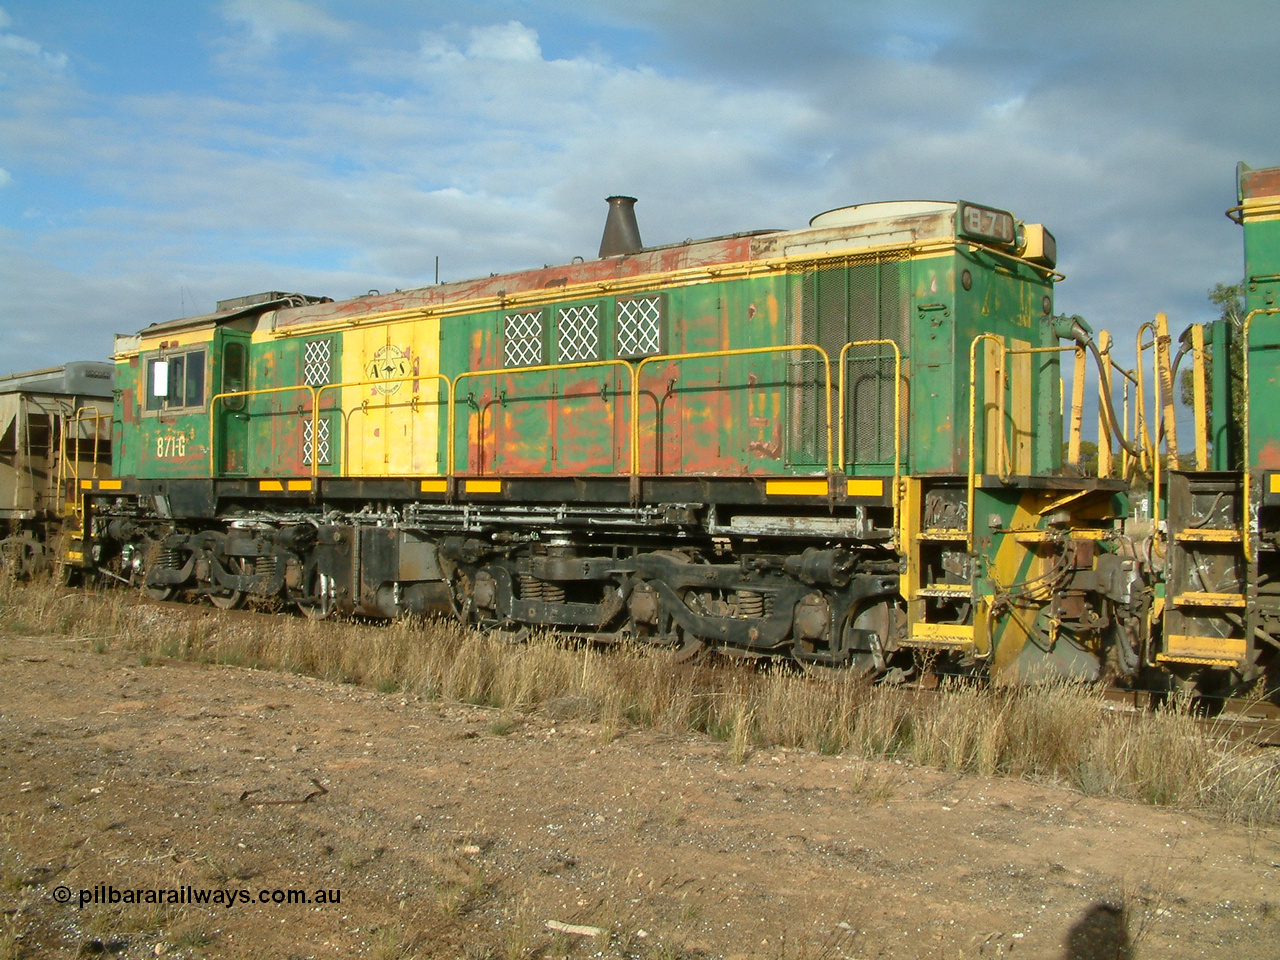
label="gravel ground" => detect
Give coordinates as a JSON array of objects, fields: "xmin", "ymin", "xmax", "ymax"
[{"xmin": 3, "ymin": 631, "xmax": 1279, "ymax": 959}]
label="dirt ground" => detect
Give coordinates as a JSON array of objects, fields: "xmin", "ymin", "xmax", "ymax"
[{"xmin": 3, "ymin": 623, "xmax": 1280, "ymax": 960}]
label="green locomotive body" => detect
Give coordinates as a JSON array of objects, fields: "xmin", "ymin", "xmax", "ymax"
[
  {"xmin": 83, "ymin": 196, "xmax": 1134, "ymax": 679},
  {"xmin": 1163, "ymin": 164, "xmax": 1280, "ymax": 691}
]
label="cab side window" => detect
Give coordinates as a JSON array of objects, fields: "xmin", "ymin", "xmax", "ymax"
[{"xmin": 145, "ymin": 348, "xmax": 206, "ymax": 412}]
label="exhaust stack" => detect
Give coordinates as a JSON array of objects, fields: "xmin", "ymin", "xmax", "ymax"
[{"xmin": 598, "ymin": 195, "xmax": 643, "ymax": 258}]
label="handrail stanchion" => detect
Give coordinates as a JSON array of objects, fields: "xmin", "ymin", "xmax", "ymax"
[
  {"xmin": 630, "ymin": 345, "xmax": 833, "ymax": 485},
  {"xmin": 838, "ymin": 339, "xmax": 903, "ymax": 546},
  {"xmin": 208, "ymin": 385, "xmax": 318, "ymax": 478},
  {"xmin": 1190, "ymin": 324, "xmax": 1209, "ymax": 471},
  {"xmin": 451, "ymin": 360, "xmax": 633, "ymax": 477},
  {"xmin": 313, "ymin": 374, "xmax": 453, "ymax": 478},
  {"xmin": 1096, "ymin": 331, "xmax": 1114, "ymax": 478}
]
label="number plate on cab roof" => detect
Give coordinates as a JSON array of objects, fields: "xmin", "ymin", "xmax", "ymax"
[{"xmin": 957, "ymin": 202, "xmax": 1017, "ymax": 246}]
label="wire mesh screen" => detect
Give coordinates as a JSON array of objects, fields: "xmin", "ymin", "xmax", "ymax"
[{"xmin": 788, "ymin": 253, "xmax": 908, "ymax": 468}]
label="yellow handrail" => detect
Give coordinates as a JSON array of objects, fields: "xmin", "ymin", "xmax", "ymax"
[
  {"xmin": 208, "ymin": 384, "xmax": 318, "ymax": 478},
  {"xmin": 1096, "ymin": 331, "xmax": 1114, "ymax": 478},
  {"xmin": 1154, "ymin": 313, "xmax": 1179, "ymax": 464},
  {"xmin": 631, "ymin": 344, "xmax": 833, "ymax": 477},
  {"xmin": 1067, "ymin": 343, "xmax": 1087, "ymax": 468},
  {"xmin": 838, "ymin": 339, "xmax": 903, "ymax": 542},
  {"xmin": 1189, "ymin": 323, "xmax": 1208, "ymax": 471},
  {"xmin": 452, "ymin": 360, "xmax": 634, "ymax": 476},
  {"xmin": 314, "ymin": 373, "xmax": 453, "ymax": 478},
  {"xmin": 58, "ymin": 404, "xmax": 110, "ymax": 519},
  {"xmin": 1134, "ymin": 321, "xmax": 1160, "ymax": 526},
  {"xmin": 967, "ymin": 338, "xmax": 1092, "ymax": 549},
  {"xmin": 1241, "ymin": 307, "xmax": 1280, "ymax": 561}
]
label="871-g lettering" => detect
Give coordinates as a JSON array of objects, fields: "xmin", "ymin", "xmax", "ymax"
[{"xmin": 155, "ymin": 434, "xmax": 187, "ymax": 459}]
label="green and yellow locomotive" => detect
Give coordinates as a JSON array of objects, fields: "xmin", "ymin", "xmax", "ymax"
[
  {"xmin": 1156, "ymin": 162, "xmax": 1280, "ymax": 694},
  {"xmin": 79, "ymin": 194, "xmax": 1137, "ymax": 680}
]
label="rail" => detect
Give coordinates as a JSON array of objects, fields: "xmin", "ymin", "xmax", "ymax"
[
  {"xmin": 838, "ymin": 339, "xmax": 902, "ymax": 541},
  {"xmin": 1241, "ymin": 307, "xmax": 1280, "ymax": 561},
  {"xmin": 314, "ymin": 373, "xmax": 452, "ymax": 478},
  {"xmin": 632, "ymin": 345, "xmax": 834, "ymax": 477},
  {"xmin": 208, "ymin": 385, "xmax": 318, "ymax": 477}
]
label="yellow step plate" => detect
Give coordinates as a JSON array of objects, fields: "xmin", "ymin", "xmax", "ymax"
[
  {"xmin": 1171, "ymin": 591, "xmax": 1247, "ymax": 609},
  {"xmin": 1156, "ymin": 633, "xmax": 1246, "ymax": 666},
  {"xmin": 1174, "ymin": 529, "xmax": 1242, "ymax": 543},
  {"xmin": 903, "ymin": 622, "xmax": 974, "ymax": 649}
]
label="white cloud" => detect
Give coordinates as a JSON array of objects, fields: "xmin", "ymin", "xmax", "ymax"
[
  {"xmin": 219, "ymin": 0, "xmax": 351, "ymax": 46},
  {"xmin": 466, "ymin": 21, "xmax": 542, "ymax": 62},
  {"xmin": 1, "ymin": 2, "xmax": 1276, "ymax": 375},
  {"xmin": 0, "ymin": 167, "xmax": 11, "ymax": 188},
  {"xmin": 0, "ymin": 22, "xmax": 68, "ymax": 71}
]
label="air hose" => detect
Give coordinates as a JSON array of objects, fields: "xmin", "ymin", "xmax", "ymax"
[{"xmin": 1052, "ymin": 314, "xmax": 1144, "ymax": 459}]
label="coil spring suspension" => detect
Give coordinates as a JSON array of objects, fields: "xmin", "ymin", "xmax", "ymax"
[
  {"xmin": 736, "ymin": 590, "xmax": 765, "ymax": 618},
  {"xmin": 519, "ymin": 574, "xmax": 564, "ymax": 603}
]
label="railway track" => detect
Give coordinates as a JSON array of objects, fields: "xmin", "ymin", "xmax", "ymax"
[
  {"xmin": 118, "ymin": 588, "xmax": 1280, "ymax": 749},
  {"xmin": 1101, "ymin": 686, "xmax": 1280, "ymax": 747}
]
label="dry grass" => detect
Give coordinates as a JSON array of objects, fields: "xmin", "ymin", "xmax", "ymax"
[{"xmin": 4, "ymin": 575, "xmax": 1279, "ymax": 824}]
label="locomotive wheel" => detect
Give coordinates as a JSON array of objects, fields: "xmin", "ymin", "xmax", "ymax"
[
  {"xmin": 297, "ymin": 597, "xmax": 332, "ymax": 620},
  {"xmin": 209, "ymin": 589, "xmax": 243, "ymax": 609},
  {"xmin": 141, "ymin": 584, "xmax": 175, "ymax": 601},
  {"xmin": 669, "ymin": 628, "xmax": 706, "ymax": 663},
  {"xmin": 209, "ymin": 556, "xmax": 247, "ymax": 610},
  {"xmin": 297, "ymin": 567, "xmax": 334, "ymax": 620}
]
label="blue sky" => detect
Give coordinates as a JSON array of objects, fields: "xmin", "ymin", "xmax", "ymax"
[{"xmin": 1, "ymin": 0, "xmax": 1277, "ymax": 374}]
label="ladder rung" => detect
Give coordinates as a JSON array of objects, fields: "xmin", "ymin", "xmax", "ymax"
[
  {"xmin": 1158, "ymin": 633, "xmax": 1246, "ymax": 665},
  {"xmin": 915, "ymin": 585, "xmax": 972, "ymax": 598},
  {"xmin": 1174, "ymin": 529, "xmax": 1242, "ymax": 543},
  {"xmin": 904, "ymin": 622, "xmax": 974, "ymax": 649},
  {"xmin": 1171, "ymin": 591, "xmax": 1247, "ymax": 609}
]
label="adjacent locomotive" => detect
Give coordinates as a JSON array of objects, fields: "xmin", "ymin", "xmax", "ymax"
[
  {"xmin": 1156, "ymin": 162, "xmax": 1280, "ymax": 694},
  {"xmin": 75, "ymin": 195, "xmax": 1139, "ymax": 681}
]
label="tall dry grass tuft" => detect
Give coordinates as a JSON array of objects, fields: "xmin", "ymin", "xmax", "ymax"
[{"xmin": 5, "ymin": 576, "xmax": 1280, "ymax": 823}]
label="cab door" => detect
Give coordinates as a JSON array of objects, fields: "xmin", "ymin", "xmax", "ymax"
[{"xmin": 216, "ymin": 334, "xmax": 250, "ymax": 475}]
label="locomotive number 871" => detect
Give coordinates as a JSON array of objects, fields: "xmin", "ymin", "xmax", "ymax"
[{"xmin": 75, "ymin": 193, "xmax": 1140, "ymax": 682}]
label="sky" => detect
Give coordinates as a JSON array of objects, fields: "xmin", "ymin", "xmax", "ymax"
[{"xmin": 1, "ymin": 0, "xmax": 1277, "ymax": 377}]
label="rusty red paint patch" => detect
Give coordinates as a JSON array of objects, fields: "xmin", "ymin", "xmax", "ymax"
[
  {"xmin": 1242, "ymin": 167, "xmax": 1280, "ymax": 201},
  {"xmin": 1256, "ymin": 439, "xmax": 1280, "ymax": 470}
]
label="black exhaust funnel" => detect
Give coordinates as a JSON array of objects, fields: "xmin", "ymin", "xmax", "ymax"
[{"xmin": 598, "ymin": 196, "xmax": 643, "ymax": 258}]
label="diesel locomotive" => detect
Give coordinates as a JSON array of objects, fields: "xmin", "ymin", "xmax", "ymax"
[
  {"xmin": 1153, "ymin": 161, "xmax": 1280, "ymax": 695},
  {"xmin": 66, "ymin": 192, "xmax": 1144, "ymax": 682}
]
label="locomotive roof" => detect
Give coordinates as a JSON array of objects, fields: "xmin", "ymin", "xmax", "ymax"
[
  {"xmin": 129, "ymin": 198, "xmax": 1039, "ymax": 341},
  {"xmin": 266, "ymin": 199, "xmax": 983, "ymax": 333},
  {"xmin": 0, "ymin": 361, "xmax": 114, "ymax": 398}
]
